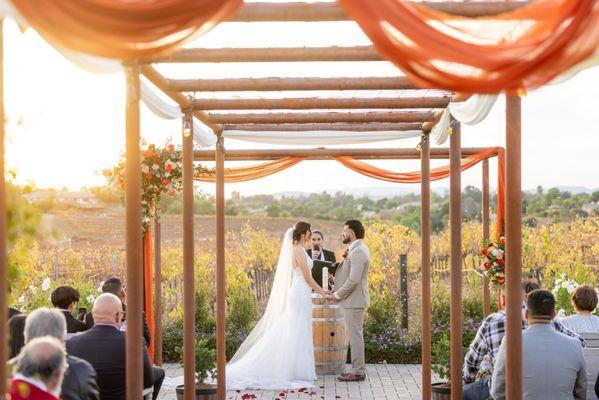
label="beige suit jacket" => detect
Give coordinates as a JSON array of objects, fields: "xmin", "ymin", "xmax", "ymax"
[{"xmin": 334, "ymin": 240, "xmax": 370, "ymax": 309}]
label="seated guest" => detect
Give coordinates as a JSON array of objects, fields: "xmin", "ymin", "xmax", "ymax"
[
  {"xmin": 9, "ymin": 307, "xmax": 22, "ymax": 319},
  {"xmin": 24, "ymin": 308, "xmax": 100, "ymax": 400},
  {"xmin": 560, "ymin": 285, "xmax": 599, "ymax": 333},
  {"xmin": 491, "ymin": 289, "xmax": 587, "ymax": 400},
  {"xmin": 307, "ymin": 230, "xmax": 337, "ymax": 263},
  {"xmin": 462, "ymin": 281, "xmax": 583, "ymax": 400},
  {"xmin": 51, "ymin": 286, "xmax": 87, "ymax": 333},
  {"xmin": 8, "ymin": 313, "xmax": 27, "ymax": 359},
  {"xmin": 68, "ymin": 293, "xmax": 164, "ymax": 400},
  {"xmin": 9, "ymin": 336, "xmax": 68, "ymax": 400},
  {"xmin": 85, "ymin": 276, "xmax": 151, "ymax": 346}
]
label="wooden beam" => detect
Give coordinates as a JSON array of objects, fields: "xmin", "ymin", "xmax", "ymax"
[
  {"xmin": 150, "ymin": 46, "xmax": 382, "ymax": 63},
  {"xmin": 153, "ymin": 219, "xmax": 163, "ymax": 366},
  {"xmin": 215, "ymin": 135, "xmax": 227, "ymax": 400},
  {"xmin": 124, "ymin": 65, "xmax": 143, "ymax": 400},
  {"xmin": 420, "ymin": 137, "xmax": 431, "ymax": 400},
  {"xmin": 209, "ymin": 111, "xmax": 434, "ymax": 124},
  {"xmin": 168, "ymin": 76, "xmax": 416, "ymax": 92},
  {"xmin": 193, "ymin": 147, "xmax": 498, "ymax": 161},
  {"xmin": 224, "ymin": 122, "xmax": 422, "ymax": 132},
  {"xmin": 421, "ymin": 93, "xmax": 471, "ymax": 132},
  {"xmin": 140, "ymin": 66, "xmax": 222, "ymax": 132},
  {"xmin": 182, "ymin": 118, "xmax": 196, "ymax": 400},
  {"xmin": 193, "ymin": 96, "xmax": 450, "ymax": 110},
  {"xmin": 229, "ymin": 1, "xmax": 531, "ymax": 22},
  {"xmin": 0, "ymin": 19, "xmax": 7, "ymax": 396},
  {"xmin": 449, "ymin": 121, "xmax": 463, "ymax": 400},
  {"xmin": 505, "ymin": 95, "xmax": 523, "ymax": 400},
  {"xmin": 482, "ymin": 159, "xmax": 491, "ymax": 317}
]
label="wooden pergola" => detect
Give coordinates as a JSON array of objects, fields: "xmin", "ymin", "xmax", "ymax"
[
  {"xmin": 134, "ymin": 3, "xmax": 523, "ymax": 400},
  {"xmin": 0, "ymin": 3, "xmax": 524, "ymax": 400}
]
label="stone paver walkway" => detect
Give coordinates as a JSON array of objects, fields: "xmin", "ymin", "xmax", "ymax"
[{"xmin": 159, "ymin": 364, "xmax": 437, "ymax": 400}]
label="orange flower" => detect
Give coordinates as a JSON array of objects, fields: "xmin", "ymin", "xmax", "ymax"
[
  {"xmin": 162, "ymin": 179, "xmax": 169, "ymax": 187},
  {"xmin": 168, "ymin": 144, "xmax": 175, "ymax": 153},
  {"xmin": 165, "ymin": 164, "xmax": 173, "ymax": 173},
  {"xmin": 144, "ymin": 149, "xmax": 153, "ymax": 158}
]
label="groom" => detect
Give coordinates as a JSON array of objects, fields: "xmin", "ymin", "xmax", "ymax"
[{"xmin": 329, "ymin": 220, "xmax": 371, "ymax": 382}]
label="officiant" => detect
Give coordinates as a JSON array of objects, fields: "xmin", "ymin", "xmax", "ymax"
[{"xmin": 307, "ymin": 230, "xmax": 336, "ymax": 263}]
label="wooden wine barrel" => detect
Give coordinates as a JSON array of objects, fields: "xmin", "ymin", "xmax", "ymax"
[{"xmin": 312, "ymin": 294, "xmax": 348, "ymax": 375}]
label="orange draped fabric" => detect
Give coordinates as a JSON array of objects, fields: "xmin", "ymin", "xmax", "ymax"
[
  {"xmin": 143, "ymin": 231, "xmax": 155, "ymax": 361},
  {"xmin": 196, "ymin": 147, "xmax": 505, "ymax": 237},
  {"xmin": 196, "ymin": 157, "xmax": 306, "ymax": 183},
  {"xmin": 336, "ymin": 0, "xmax": 599, "ymax": 93},
  {"xmin": 335, "ymin": 147, "xmax": 505, "ymax": 238},
  {"xmin": 10, "ymin": 0, "xmax": 242, "ymax": 60}
]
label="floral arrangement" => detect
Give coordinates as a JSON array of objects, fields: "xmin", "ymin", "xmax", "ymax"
[
  {"xmin": 481, "ymin": 237, "xmax": 506, "ymax": 289},
  {"xmin": 104, "ymin": 143, "xmax": 211, "ymax": 232},
  {"xmin": 552, "ymin": 274, "xmax": 579, "ymax": 317}
]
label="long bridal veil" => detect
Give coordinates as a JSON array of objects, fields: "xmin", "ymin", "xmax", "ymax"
[{"xmin": 229, "ymin": 227, "xmax": 295, "ymax": 364}]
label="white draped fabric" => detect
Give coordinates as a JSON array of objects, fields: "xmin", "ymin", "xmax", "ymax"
[
  {"xmin": 223, "ymin": 129, "xmax": 421, "ymax": 145},
  {"xmin": 431, "ymin": 94, "xmax": 499, "ymax": 145},
  {"xmin": 139, "ymin": 81, "xmax": 217, "ymax": 147}
]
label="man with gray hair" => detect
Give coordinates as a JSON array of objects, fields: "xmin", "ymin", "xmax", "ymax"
[
  {"xmin": 9, "ymin": 336, "xmax": 67, "ymax": 400},
  {"xmin": 24, "ymin": 308, "xmax": 100, "ymax": 400}
]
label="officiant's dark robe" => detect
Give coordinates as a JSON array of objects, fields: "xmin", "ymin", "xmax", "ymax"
[{"xmin": 307, "ymin": 248, "xmax": 336, "ymax": 263}]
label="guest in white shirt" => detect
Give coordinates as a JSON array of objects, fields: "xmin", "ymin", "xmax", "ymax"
[{"xmin": 561, "ymin": 285, "xmax": 599, "ymax": 333}]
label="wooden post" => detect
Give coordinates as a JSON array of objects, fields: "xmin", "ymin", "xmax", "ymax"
[
  {"xmin": 505, "ymin": 95, "xmax": 522, "ymax": 400},
  {"xmin": 482, "ymin": 159, "xmax": 491, "ymax": 317},
  {"xmin": 420, "ymin": 136, "xmax": 432, "ymax": 400},
  {"xmin": 0, "ymin": 19, "xmax": 7, "ymax": 396},
  {"xmin": 182, "ymin": 113, "xmax": 196, "ymax": 400},
  {"xmin": 216, "ymin": 134, "xmax": 227, "ymax": 400},
  {"xmin": 449, "ymin": 120, "xmax": 463, "ymax": 400},
  {"xmin": 124, "ymin": 64, "xmax": 143, "ymax": 400},
  {"xmin": 154, "ymin": 219, "xmax": 163, "ymax": 366},
  {"xmin": 399, "ymin": 254, "xmax": 408, "ymax": 329}
]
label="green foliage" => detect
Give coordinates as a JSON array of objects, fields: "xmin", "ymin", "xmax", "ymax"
[
  {"xmin": 432, "ymin": 333, "xmax": 451, "ymax": 381},
  {"xmin": 195, "ymin": 339, "xmax": 216, "ymax": 385}
]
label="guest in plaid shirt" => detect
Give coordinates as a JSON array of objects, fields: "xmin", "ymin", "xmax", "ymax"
[{"xmin": 462, "ymin": 281, "xmax": 584, "ymax": 400}]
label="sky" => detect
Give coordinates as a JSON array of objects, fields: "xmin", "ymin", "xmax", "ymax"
[{"xmin": 3, "ymin": 18, "xmax": 599, "ymax": 198}]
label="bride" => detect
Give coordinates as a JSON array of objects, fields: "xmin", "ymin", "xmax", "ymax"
[{"xmin": 226, "ymin": 221, "xmax": 330, "ymax": 390}]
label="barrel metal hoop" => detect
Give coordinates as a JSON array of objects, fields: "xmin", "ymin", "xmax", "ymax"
[
  {"xmin": 315, "ymin": 361, "xmax": 346, "ymax": 366},
  {"xmin": 312, "ymin": 317, "xmax": 345, "ymax": 322},
  {"xmin": 314, "ymin": 345, "xmax": 349, "ymax": 351}
]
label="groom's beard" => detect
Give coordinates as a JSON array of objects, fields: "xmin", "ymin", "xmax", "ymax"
[{"xmin": 342, "ymin": 237, "xmax": 351, "ymax": 244}]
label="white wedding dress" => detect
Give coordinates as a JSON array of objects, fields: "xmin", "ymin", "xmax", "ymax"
[{"xmin": 226, "ymin": 228, "xmax": 317, "ymax": 390}]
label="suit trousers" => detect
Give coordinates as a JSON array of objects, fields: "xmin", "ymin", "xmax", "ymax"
[{"xmin": 343, "ymin": 308, "xmax": 366, "ymax": 376}]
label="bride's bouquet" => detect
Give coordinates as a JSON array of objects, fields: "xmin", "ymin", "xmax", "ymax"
[{"xmin": 480, "ymin": 237, "xmax": 506, "ymax": 289}]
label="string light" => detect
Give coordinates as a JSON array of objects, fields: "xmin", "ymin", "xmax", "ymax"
[
  {"xmin": 447, "ymin": 119, "xmax": 458, "ymax": 135},
  {"xmin": 183, "ymin": 114, "xmax": 192, "ymax": 137},
  {"xmin": 416, "ymin": 134, "xmax": 428, "ymax": 152}
]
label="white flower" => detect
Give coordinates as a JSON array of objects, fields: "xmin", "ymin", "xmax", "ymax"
[
  {"xmin": 29, "ymin": 285, "xmax": 37, "ymax": 294},
  {"xmin": 165, "ymin": 172, "xmax": 170, "ymax": 178},
  {"xmin": 18, "ymin": 295, "xmax": 25, "ymax": 304},
  {"xmin": 557, "ymin": 308, "xmax": 566, "ymax": 318},
  {"xmin": 561, "ymin": 281, "xmax": 569, "ymax": 289},
  {"xmin": 561, "ymin": 273, "xmax": 567, "ymax": 279},
  {"xmin": 41, "ymin": 278, "xmax": 51, "ymax": 291},
  {"xmin": 86, "ymin": 295, "xmax": 96, "ymax": 304},
  {"xmin": 152, "ymin": 164, "xmax": 160, "ymax": 170},
  {"xmin": 141, "ymin": 164, "xmax": 150, "ymax": 174}
]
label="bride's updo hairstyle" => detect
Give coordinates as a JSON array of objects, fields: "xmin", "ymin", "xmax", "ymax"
[{"xmin": 293, "ymin": 221, "xmax": 311, "ymax": 243}]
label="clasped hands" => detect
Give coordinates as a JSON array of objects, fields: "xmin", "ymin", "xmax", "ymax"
[{"xmin": 322, "ymin": 290, "xmax": 339, "ymax": 302}]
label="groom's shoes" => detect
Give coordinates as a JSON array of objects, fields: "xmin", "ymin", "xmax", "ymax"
[{"xmin": 337, "ymin": 373, "xmax": 366, "ymax": 382}]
